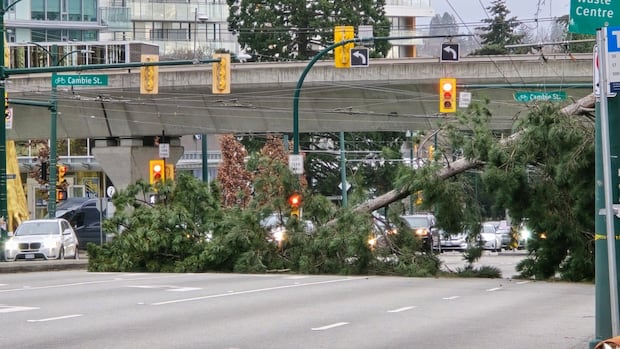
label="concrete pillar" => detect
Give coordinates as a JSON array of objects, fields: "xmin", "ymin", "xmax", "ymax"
[{"xmin": 92, "ymin": 137, "xmax": 184, "ymax": 190}]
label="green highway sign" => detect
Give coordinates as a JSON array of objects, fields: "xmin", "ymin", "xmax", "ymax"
[
  {"xmin": 514, "ymin": 91, "xmax": 567, "ymax": 102},
  {"xmin": 569, "ymin": 0, "xmax": 620, "ymax": 34},
  {"xmin": 52, "ymin": 74, "xmax": 108, "ymax": 87}
]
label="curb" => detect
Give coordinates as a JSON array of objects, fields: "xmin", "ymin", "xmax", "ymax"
[{"xmin": 0, "ymin": 260, "xmax": 88, "ymax": 273}]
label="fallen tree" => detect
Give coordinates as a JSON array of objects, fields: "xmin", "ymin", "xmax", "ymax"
[{"xmin": 346, "ymin": 93, "xmax": 596, "ymax": 216}]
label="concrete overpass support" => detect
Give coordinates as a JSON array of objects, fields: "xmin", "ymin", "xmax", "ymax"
[{"xmin": 92, "ymin": 137, "xmax": 184, "ymax": 190}]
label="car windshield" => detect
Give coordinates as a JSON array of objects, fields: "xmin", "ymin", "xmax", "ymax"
[
  {"xmin": 482, "ymin": 224, "xmax": 496, "ymax": 234},
  {"xmin": 402, "ymin": 216, "xmax": 430, "ymax": 228},
  {"xmin": 15, "ymin": 222, "xmax": 59, "ymax": 236}
]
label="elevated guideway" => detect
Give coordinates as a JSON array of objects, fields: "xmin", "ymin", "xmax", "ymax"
[
  {"xmin": 6, "ymin": 54, "xmax": 593, "ymax": 189},
  {"xmin": 6, "ymin": 53, "xmax": 593, "ymax": 141}
]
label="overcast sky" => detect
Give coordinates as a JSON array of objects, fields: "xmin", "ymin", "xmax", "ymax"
[{"xmin": 422, "ymin": 0, "xmax": 570, "ymax": 28}]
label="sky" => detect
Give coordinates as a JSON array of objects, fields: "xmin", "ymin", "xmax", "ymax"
[{"xmin": 422, "ymin": 0, "xmax": 570, "ymax": 30}]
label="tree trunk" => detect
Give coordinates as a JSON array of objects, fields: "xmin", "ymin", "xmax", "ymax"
[{"xmin": 344, "ymin": 93, "xmax": 596, "ymax": 217}]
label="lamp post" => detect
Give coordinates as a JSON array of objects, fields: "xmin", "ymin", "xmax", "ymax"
[
  {"xmin": 194, "ymin": 10, "xmax": 209, "ymax": 183},
  {"xmin": 27, "ymin": 42, "xmax": 93, "ymax": 217}
]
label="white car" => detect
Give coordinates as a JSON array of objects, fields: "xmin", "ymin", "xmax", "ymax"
[
  {"xmin": 4, "ymin": 219, "xmax": 79, "ymax": 261},
  {"xmin": 479, "ymin": 222, "xmax": 502, "ymax": 252}
]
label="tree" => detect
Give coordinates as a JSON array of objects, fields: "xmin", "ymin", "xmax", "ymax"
[
  {"xmin": 226, "ymin": 0, "xmax": 391, "ymax": 60},
  {"xmin": 472, "ymin": 0, "xmax": 524, "ymax": 55},
  {"xmin": 420, "ymin": 12, "xmax": 460, "ymax": 57},
  {"xmin": 217, "ymin": 134, "xmax": 253, "ymax": 208},
  {"xmin": 552, "ymin": 15, "xmax": 595, "ymax": 54}
]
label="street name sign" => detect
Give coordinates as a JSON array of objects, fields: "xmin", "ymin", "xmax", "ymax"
[
  {"xmin": 52, "ymin": 74, "xmax": 109, "ymax": 87},
  {"xmin": 514, "ymin": 91, "xmax": 567, "ymax": 102},
  {"xmin": 569, "ymin": 0, "xmax": 620, "ymax": 34}
]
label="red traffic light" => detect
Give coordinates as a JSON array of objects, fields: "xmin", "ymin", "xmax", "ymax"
[{"xmin": 288, "ymin": 193, "xmax": 302, "ymax": 207}]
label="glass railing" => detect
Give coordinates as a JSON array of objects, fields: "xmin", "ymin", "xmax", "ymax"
[{"xmin": 384, "ymin": 0, "xmax": 432, "ymax": 8}]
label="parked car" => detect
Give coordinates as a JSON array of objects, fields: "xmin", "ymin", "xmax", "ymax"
[
  {"xmin": 4, "ymin": 219, "xmax": 79, "ymax": 261},
  {"xmin": 440, "ymin": 230, "xmax": 469, "ymax": 251},
  {"xmin": 479, "ymin": 222, "xmax": 502, "ymax": 251},
  {"xmin": 400, "ymin": 214, "xmax": 439, "ymax": 251}
]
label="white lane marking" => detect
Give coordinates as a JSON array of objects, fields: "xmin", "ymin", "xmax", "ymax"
[
  {"xmin": 387, "ymin": 306, "xmax": 416, "ymax": 313},
  {"xmin": 486, "ymin": 287, "xmax": 502, "ymax": 292},
  {"xmin": 27, "ymin": 314, "xmax": 82, "ymax": 322},
  {"xmin": 0, "ymin": 274, "xmax": 189, "ymax": 293},
  {"xmin": 167, "ymin": 287, "xmax": 201, "ymax": 292},
  {"xmin": 442, "ymin": 296, "xmax": 460, "ymax": 300},
  {"xmin": 311, "ymin": 322, "xmax": 349, "ymax": 331},
  {"xmin": 0, "ymin": 305, "xmax": 39, "ymax": 313},
  {"xmin": 126, "ymin": 285, "xmax": 201, "ymax": 292},
  {"xmin": 152, "ymin": 278, "xmax": 359, "ymax": 306},
  {"xmin": 516, "ymin": 281, "xmax": 531, "ymax": 285}
]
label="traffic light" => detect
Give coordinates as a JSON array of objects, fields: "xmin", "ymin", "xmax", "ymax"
[
  {"xmin": 439, "ymin": 78, "xmax": 457, "ymax": 113},
  {"xmin": 149, "ymin": 159, "xmax": 165, "ymax": 185},
  {"xmin": 56, "ymin": 189, "xmax": 68, "ymax": 202},
  {"xmin": 4, "ymin": 91, "xmax": 8, "ymax": 119},
  {"xmin": 39, "ymin": 161, "xmax": 48, "ymax": 182},
  {"xmin": 334, "ymin": 25, "xmax": 354, "ymax": 68},
  {"xmin": 140, "ymin": 54, "xmax": 159, "ymax": 94},
  {"xmin": 165, "ymin": 164, "xmax": 175, "ymax": 181},
  {"xmin": 57, "ymin": 165, "xmax": 67, "ymax": 184},
  {"xmin": 212, "ymin": 53, "xmax": 231, "ymax": 94},
  {"xmin": 288, "ymin": 193, "xmax": 302, "ymax": 218}
]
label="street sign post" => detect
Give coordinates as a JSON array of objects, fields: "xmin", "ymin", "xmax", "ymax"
[
  {"xmin": 440, "ymin": 43, "xmax": 459, "ymax": 62},
  {"xmin": 513, "ymin": 91, "xmax": 567, "ymax": 102},
  {"xmin": 52, "ymin": 74, "xmax": 108, "ymax": 87},
  {"xmin": 569, "ymin": 0, "xmax": 620, "ymax": 34}
]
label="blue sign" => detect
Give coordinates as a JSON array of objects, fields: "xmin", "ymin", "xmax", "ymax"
[{"xmin": 608, "ymin": 26, "xmax": 620, "ymax": 52}]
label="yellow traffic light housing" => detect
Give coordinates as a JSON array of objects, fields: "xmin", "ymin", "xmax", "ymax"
[
  {"xmin": 57, "ymin": 165, "xmax": 67, "ymax": 184},
  {"xmin": 149, "ymin": 159, "xmax": 165, "ymax": 185},
  {"xmin": 165, "ymin": 164, "xmax": 175, "ymax": 181},
  {"xmin": 439, "ymin": 78, "xmax": 457, "ymax": 113},
  {"xmin": 212, "ymin": 53, "xmax": 231, "ymax": 94},
  {"xmin": 334, "ymin": 26, "xmax": 355, "ymax": 68},
  {"xmin": 140, "ymin": 54, "xmax": 159, "ymax": 94}
]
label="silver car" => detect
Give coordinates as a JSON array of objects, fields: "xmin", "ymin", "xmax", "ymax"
[{"xmin": 4, "ymin": 219, "xmax": 79, "ymax": 261}]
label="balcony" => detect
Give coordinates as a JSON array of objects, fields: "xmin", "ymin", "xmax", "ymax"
[{"xmin": 99, "ymin": 7, "xmax": 132, "ymax": 31}]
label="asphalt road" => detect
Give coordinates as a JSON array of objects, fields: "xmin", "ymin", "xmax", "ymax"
[{"xmin": 0, "ymin": 269, "xmax": 594, "ymax": 349}]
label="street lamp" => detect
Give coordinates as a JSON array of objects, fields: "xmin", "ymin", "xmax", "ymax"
[{"xmin": 28, "ymin": 42, "xmax": 93, "ymax": 218}]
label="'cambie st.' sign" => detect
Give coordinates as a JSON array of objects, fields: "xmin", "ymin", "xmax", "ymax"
[{"xmin": 569, "ymin": 0, "xmax": 620, "ymax": 34}]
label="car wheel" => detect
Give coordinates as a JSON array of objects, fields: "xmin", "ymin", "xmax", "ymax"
[{"xmin": 58, "ymin": 247, "xmax": 65, "ymax": 260}]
